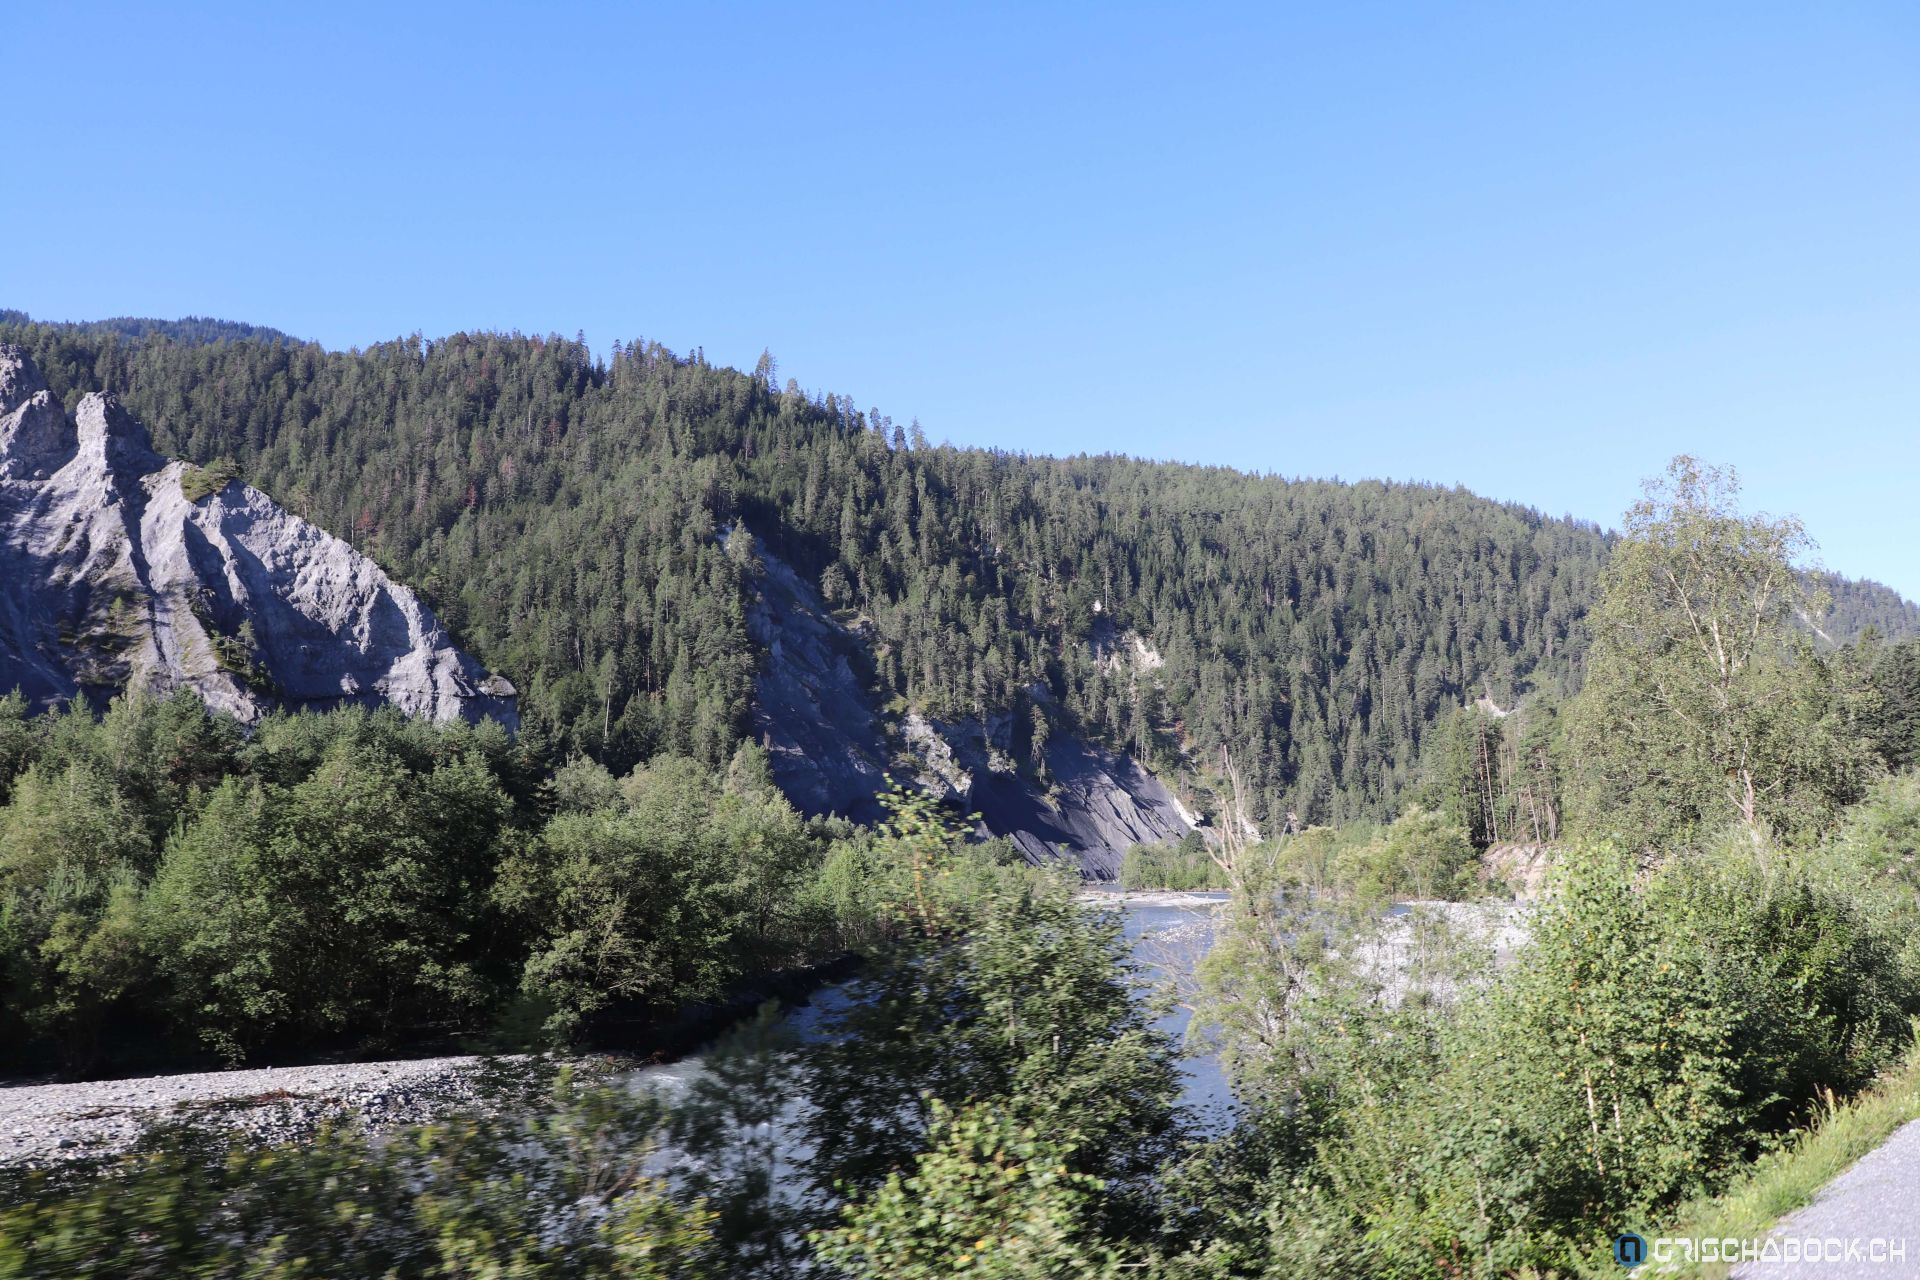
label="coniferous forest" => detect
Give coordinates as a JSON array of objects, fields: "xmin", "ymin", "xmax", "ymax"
[{"xmin": 4, "ymin": 315, "xmax": 1913, "ymax": 832}]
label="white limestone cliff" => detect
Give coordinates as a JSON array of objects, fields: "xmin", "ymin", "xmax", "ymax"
[{"xmin": 0, "ymin": 345, "xmax": 515, "ymax": 727}]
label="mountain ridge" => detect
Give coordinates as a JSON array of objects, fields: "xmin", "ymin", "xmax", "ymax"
[{"xmin": 2, "ymin": 313, "xmax": 1913, "ymax": 840}]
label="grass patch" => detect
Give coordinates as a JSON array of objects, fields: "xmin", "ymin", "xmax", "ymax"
[
  {"xmin": 180, "ymin": 458, "xmax": 240, "ymax": 503},
  {"xmin": 1625, "ymin": 1028, "xmax": 1920, "ymax": 1278}
]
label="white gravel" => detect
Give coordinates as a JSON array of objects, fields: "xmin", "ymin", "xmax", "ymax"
[
  {"xmin": 1076, "ymin": 889, "xmax": 1229, "ymax": 909},
  {"xmin": 1349, "ymin": 899, "xmax": 1532, "ymax": 1006},
  {"xmin": 0, "ymin": 1055, "xmax": 532, "ymax": 1167}
]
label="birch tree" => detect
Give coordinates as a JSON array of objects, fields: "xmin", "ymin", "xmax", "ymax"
[{"xmin": 1570, "ymin": 456, "xmax": 1874, "ymax": 845}]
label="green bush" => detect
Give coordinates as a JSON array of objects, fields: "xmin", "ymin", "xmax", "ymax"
[
  {"xmin": 1270, "ymin": 822, "xmax": 1379, "ymax": 891},
  {"xmin": 0, "ymin": 760, "xmax": 155, "ymax": 1065},
  {"xmin": 1118, "ymin": 832, "xmax": 1224, "ymax": 890},
  {"xmin": 801, "ymin": 788, "xmax": 1183, "ymax": 1242},
  {"xmin": 812, "ymin": 1099, "xmax": 1134, "ymax": 1279},
  {"xmin": 0, "ymin": 694, "xmax": 858, "ymax": 1068},
  {"xmin": 1647, "ymin": 837, "xmax": 1920, "ymax": 1133},
  {"xmin": 146, "ymin": 740, "xmax": 513, "ymax": 1058},
  {"xmin": 1173, "ymin": 832, "xmax": 1920, "ymax": 1275},
  {"xmin": 1823, "ymin": 771, "xmax": 1920, "ymax": 893},
  {"xmin": 177, "ymin": 457, "xmax": 240, "ymax": 503},
  {"xmin": 507, "ymin": 752, "xmax": 824, "ymax": 1038},
  {"xmin": 1332, "ymin": 804, "xmax": 1476, "ymax": 900}
]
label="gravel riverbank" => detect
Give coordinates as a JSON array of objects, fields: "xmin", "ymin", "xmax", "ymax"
[
  {"xmin": 0, "ymin": 1055, "xmax": 549, "ymax": 1167},
  {"xmin": 1074, "ymin": 889, "xmax": 1229, "ymax": 908},
  {"xmin": 1, "ymin": 957, "xmax": 861, "ymax": 1171}
]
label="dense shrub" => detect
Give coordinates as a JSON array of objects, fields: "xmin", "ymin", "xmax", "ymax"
[
  {"xmin": 813, "ymin": 1100, "xmax": 1135, "ymax": 1279},
  {"xmin": 0, "ymin": 693, "xmax": 857, "ymax": 1070},
  {"xmin": 1175, "ymin": 832, "xmax": 1920, "ymax": 1275},
  {"xmin": 802, "ymin": 788, "xmax": 1184, "ymax": 1242},
  {"xmin": 145, "ymin": 741, "xmax": 516, "ymax": 1058},
  {"xmin": 1647, "ymin": 837, "xmax": 1920, "ymax": 1132},
  {"xmin": 1331, "ymin": 804, "xmax": 1477, "ymax": 900},
  {"xmin": 1118, "ymin": 832, "xmax": 1224, "ymax": 890},
  {"xmin": 505, "ymin": 751, "xmax": 826, "ymax": 1037},
  {"xmin": 1823, "ymin": 771, "xmax": 1920, "ymax": 893},
  {"xmin": 0, "ymin": 759, "xmax": 155, "ymax": 1062}
]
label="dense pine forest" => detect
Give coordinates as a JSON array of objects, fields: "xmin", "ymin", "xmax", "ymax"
[{"xmin": 5, "ymin": 314, "xmax": 1912, "ymax": 831}]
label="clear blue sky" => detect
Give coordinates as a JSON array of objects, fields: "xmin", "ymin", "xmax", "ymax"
[{"xmin": 7, "ymin": 3, "xmax": 1918, "ymax": 597}]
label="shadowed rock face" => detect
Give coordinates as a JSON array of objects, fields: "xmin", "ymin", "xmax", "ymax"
[
  {"xmin": 747, "ymin": 545, "xmax": 1193, "ymax": 878},
  {"xmin": 968, "ymin": 737, "xmax": 1196, "ymax": 880},
  {"xmin": 748, "ymin": 553, "xmax": 889, "ymax": 821},
  {"xmin": 0, "ymin": 345, "xmax": 516, "ymax": 728}
]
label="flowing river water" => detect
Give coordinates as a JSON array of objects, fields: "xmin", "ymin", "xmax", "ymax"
[{"xmin": 625, "ymin": 890, "xmax": 1237, "ymax": 1177}]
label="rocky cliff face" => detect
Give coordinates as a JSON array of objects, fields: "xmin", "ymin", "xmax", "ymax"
[
  {"xmin": 748, "ymin": 553, "xmax": 890, "ymax": 821},
  {"xmin": 0, "ymin": 346, "xmax": 515, "ymax": 727},
  {"xmin": 966, "ymin": 735, "xmax": 1197, "ymax": 880},
  {"xmin": 747, "ymin": 546, "xmax": 1194, "ymax": 878}
]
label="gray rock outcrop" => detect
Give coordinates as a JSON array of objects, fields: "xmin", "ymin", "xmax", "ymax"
[
  {"xmin": 747, "ymin": 545, "xmax": 1193, "ymax": 877},
  {"xmin": 748, "ymin": 552, "xmax": 888, "ymax": 821},
  {"xmin": 0, "ymin": 345, "xmax": 515, "ymax": 727},
  {"xmin": 968, "ymin": 735, "xmax": 1196, "ymax": 880}
]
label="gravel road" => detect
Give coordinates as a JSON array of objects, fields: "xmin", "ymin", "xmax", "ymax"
[
  {"xmin": 0, "ymin": 1055, "xmax": 537, "ymax": 1167},
  {"xmin": 1731, "ymin": 1119, "xmax": 1920, "ymax": 1278}
]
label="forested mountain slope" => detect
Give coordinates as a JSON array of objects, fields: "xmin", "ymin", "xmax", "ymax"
[
  {"xmin": 2, "ymin": 315, "xmax": 1913, "ymax": 831},
  {"xmin": 0, "ymin": 311, "xmax": 297, "ymax": 347}
]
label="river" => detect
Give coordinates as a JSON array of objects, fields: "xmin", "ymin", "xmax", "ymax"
[{"xmin": 629, "ymin": 890, "xmax": 1235, "ymax": 1132}]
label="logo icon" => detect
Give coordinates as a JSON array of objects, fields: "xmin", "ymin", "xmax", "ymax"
[{"xmin": 1614, "ymin": 1233, "xmax": 1647, "ymax": 1268}]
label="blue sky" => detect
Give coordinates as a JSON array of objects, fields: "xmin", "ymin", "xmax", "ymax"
[{"xmin": 7, "ymin": 2, "xmax": 1918, "ymax": 597}]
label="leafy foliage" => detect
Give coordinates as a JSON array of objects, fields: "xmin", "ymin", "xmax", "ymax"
[
  {"xmin": 176, "ymin": 457, "xmax": 239, "ymax": 502},
  {"xmin": 1568, "ymin": 456, "xmax": 1879, "ymax": 844},
  {"xmin": 1168, "ymin": 831, "xmax": 1920, "ymax": 1276},
  {"xmin": 507, "ymin": 752, "xmax": 821, "ymax": 1038},
  {"xmin": 812, "ymin": 1099, "xmax": 1135, "ymax": 1279},
  {"xmin": 146, "ymin": 738, "xmax": 513, "ymax": 1057},
  {"xmin": 1118, "ymin": 831, "xmax": 1225, "ymax": 890},
  {"xmin": 0, "ymin": 693, "xmax": 851, "ymax": 1071},
  {"xmin": 800, "ymin": 788, "xmax": 1183, "ymax": 1241},
  {"xmin": 1823, "ymin": 770, "xmax": 1920, "ymax": 892},
  {"xmin": 1330, "ymin": 803, "xmax": 1477, "ymax": 900}
]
